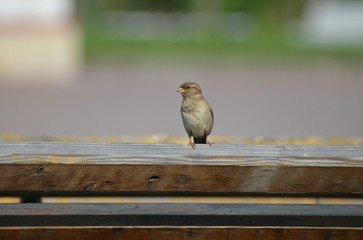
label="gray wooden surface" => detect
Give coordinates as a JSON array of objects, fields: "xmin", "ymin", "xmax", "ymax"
[
  {"xmin": 0, "ymin": 142, "xmax": 362, "ymax": 196},
  {"xmin": 1, "ymin": 142, "xmax": 363, "ymax": 239},
  {"xmin": 1, "ymin": 141, "xmax": 363, "ymax": 165},
  {"xmin": 0, "ymin": 203, "xmax": 362, "ymax": 227}
]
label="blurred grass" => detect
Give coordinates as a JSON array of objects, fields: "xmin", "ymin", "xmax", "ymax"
[
  {"xmin": 84, "ymin": 36, "xmax": 363, "ymax": 63},
  {"xmin": 81, "ymin": 1, "xmax": 363, "ymax": 62}
]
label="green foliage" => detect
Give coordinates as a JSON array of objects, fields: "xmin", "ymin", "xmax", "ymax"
[
  {"xmin": 98, "ymin": 0, "xmax": 192, "ymax": 11},
  {"xmin": 82, "ymin": 0, "xmax": 363, "ymax": 61}
]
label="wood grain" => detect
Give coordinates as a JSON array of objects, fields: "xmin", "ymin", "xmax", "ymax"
[
  {"xmin": 1, "ymin": 203, "xmax": 362, "ymax": 227},
  {"xmin": 0, "ymin": 227, "xmax": 362, "ymax": 240},
  {"xmin": 1, "ymin": 142, "xmax": 362, "ymax": 239},
  {"xmin": 0, "ymin": 142, "xmax": 362, "ymax": 196}
]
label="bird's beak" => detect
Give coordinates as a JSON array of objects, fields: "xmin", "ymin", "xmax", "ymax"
[{"xmin": 177, "ymin": 88, "xmax": 185, "ymax": 93}]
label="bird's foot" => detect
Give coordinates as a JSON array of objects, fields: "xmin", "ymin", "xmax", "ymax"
[
  {"xmin": 188, "ymin": 137, "xmax": 196, "ymax": 149},
  {"xmin": 188, "ymin": 142, "xmax": 196, "ymax": 149},
  {"xmin": 207, "ymin": 138, "xmax": 214, "ymax": 146}
]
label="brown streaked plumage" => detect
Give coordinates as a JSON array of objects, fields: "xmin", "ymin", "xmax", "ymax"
[{"xmin": 177, "ymin": 82, "xmax": 214, "ymax": 148}]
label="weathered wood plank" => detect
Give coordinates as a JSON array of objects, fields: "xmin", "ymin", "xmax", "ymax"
[
  {"xmin": 2, "ymin": 142, "xmax": 363, "ymax": 161},
  {"xmin": 0, "ymin": 142, "xmax": 362, "ymax": 196},
  {"xmin": 0, "ymin": 203, "xmax": 362, "ymax": 227},
  {"xmin": 1, "ymin": 227, "xmax": 362, "ymax": 240}
]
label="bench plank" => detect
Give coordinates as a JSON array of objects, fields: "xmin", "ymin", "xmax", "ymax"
[
  {"xmin": 0, "ymin": 142, "xmax": 362, "ymax": 196},
  {"xmin": 1, "ymin": 227, "xmax": 362, "ymax": 240},
  {"xmin": 0, "ymin": 203, "xmax": 362, "ymax": 227}
]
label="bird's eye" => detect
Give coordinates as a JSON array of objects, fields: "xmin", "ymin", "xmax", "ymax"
[{"xmin": 186, "ymin": 86, "xmax": 190, "ymax": 89}]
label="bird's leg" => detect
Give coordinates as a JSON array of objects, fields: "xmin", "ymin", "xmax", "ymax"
[
  {"xmin": 206, "ymin": 137, "xmax": 214, "ymax": 146},
  {"xmin": 188, "ymin": 136, "xmax": 196, "ymax": 149}
]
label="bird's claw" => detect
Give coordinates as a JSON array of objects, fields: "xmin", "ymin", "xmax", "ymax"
[
  {"xmin": 207, "ymin": 138, "xmax": 214, "ymax": 146},
  {"xmin": 188, "ymin": 142, "xmax": 196, "ymax": 149},
  {"xmin": 188, "ymin": 137, "xmax": 196, "ymax": 149}
]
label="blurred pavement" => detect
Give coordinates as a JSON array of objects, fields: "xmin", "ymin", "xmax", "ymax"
[{"xmin": 1, "ymin": 60, "xmax": 363, "ymax": 138}]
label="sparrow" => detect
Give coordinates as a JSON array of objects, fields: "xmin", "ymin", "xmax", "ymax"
[{"xmin": 177, "ymin": 82, "xmax": 214, "ymax": 148}]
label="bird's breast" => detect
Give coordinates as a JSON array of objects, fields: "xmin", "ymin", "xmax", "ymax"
[{"xmin": 181, "ymin": 100, "xmax": 213, "ymax": 137}]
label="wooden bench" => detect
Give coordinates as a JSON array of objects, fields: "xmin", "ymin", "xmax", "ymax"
[{"xmin": 0, "ymin": 141, "xmax": 362, "ymax": 239}]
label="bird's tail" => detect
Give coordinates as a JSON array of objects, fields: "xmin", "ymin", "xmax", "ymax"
[{"xmin": 193, "ymin": 137, "xmax": 207, "ymax": 144}]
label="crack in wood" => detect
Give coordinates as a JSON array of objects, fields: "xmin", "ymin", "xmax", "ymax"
[
  {"xmin": 82, "ymin": 181, "xmax": 96, "ymax": 191},
  {"xmin": 24, "ymin": 165, "xmax": 45, "ymax": 176},
  {"xmin": 146, "ymin": 176, "xmax": 160, "ymax": 191},
  {"xmin": 147, "ymin": 176, "xmax": 160, "ymax": 182}
]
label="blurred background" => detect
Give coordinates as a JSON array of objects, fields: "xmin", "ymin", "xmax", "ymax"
[{"xmin": 1, "ymin": 0, "xmax": 363, "ymax": 139}]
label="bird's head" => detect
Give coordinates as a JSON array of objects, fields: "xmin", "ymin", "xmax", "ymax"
[{"xmin": 177, "ymin": 82, "xmax": 203, "ymax": 99}]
